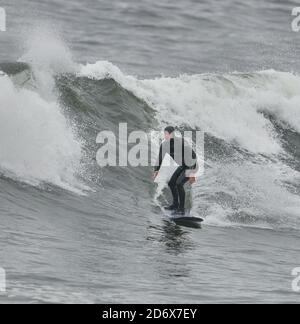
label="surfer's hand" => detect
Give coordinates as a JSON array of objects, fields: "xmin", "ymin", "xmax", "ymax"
[
  {"xmin": 153, "ymin": 171, "xmax": 159, "ymax": 180},
  {"xmin": 188, "ymin": 175, "xmax": 197, "ymax": 184}
]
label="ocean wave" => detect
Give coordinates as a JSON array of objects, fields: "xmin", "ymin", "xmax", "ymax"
[
  {"xmin": 78, "ymin": 61, "xmax": 300, "ymax": 228},
  {"xmin": 1, "ymin": 54, "xmax": 300, "ymax": 229},
  {"xmin": 79, "ymin": 61, "xmax": 300, "ymax": 155},
  {"xmin": 0, "ymin": 70, "xmax": 87, "ymax": 194}
]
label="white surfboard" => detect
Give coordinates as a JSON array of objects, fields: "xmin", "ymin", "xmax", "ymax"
[{"xmin": 154, "ymin": 153, "xmax": 179, "ymax": 184}]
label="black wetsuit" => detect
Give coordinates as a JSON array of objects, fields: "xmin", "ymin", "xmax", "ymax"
[{"xmin": 155, "ymin": 137, "xmax": 198, "ymax": 211}]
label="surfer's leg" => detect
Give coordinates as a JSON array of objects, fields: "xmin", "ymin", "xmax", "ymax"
[
  {"xmin": 176, "ymin": 171, "xmax": 189, "ymax": 211},
  {"xmin": 168, "ymin": 180, "xmax": 179, "ymax": 208},
  {"xmin": 168, "ymin": 167, "xmax": 184, "ymax": 208}
]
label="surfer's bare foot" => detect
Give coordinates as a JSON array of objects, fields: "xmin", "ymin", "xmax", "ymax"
[
  {"xmin": 164, "ymin": 205, "xmax": 178, "ymax": 211},
  {"xmin": 172, "ymin": 209, "xmax": 185, "ymax": 216}
]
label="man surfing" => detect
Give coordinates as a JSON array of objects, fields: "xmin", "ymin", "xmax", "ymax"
[{"xmin": 153, "ymin": 126, "xmax": 199, "ymax": 216}]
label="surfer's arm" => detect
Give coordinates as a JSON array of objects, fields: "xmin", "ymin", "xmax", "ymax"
[
  {"xmin": 182, "ymin": 139, "xmax": 199, "ymax": 173},
  {"xmin": 190, "ymin": 147, "xmax": 199, "ymax": 173},
  {"xmin": 186, "ymin": 145, "xmax": 199, "ymax": 182}
]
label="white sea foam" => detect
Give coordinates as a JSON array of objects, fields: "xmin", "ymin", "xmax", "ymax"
[
  {"xmin": 0, "ymin": 27, "xmax": 88, "ymax": 194},
  {"xmin": 79, "ymin": 62, "xmax": 300, "ymax": 155},
  {"xmin": 0, "ymin": 75, "xmax": 86, "ymax": 193},
  {"xmin": 197, "ymin": 159, "xmax": 300, "ymax": 229},
  {"xmin": 19, "ymin": 25, "xmax": 75, "ymax": 100}
]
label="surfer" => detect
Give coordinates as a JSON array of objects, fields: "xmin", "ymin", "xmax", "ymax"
[{"xmin": 153, "ymin": 126, "xmax": 199, "ymax": 216}]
